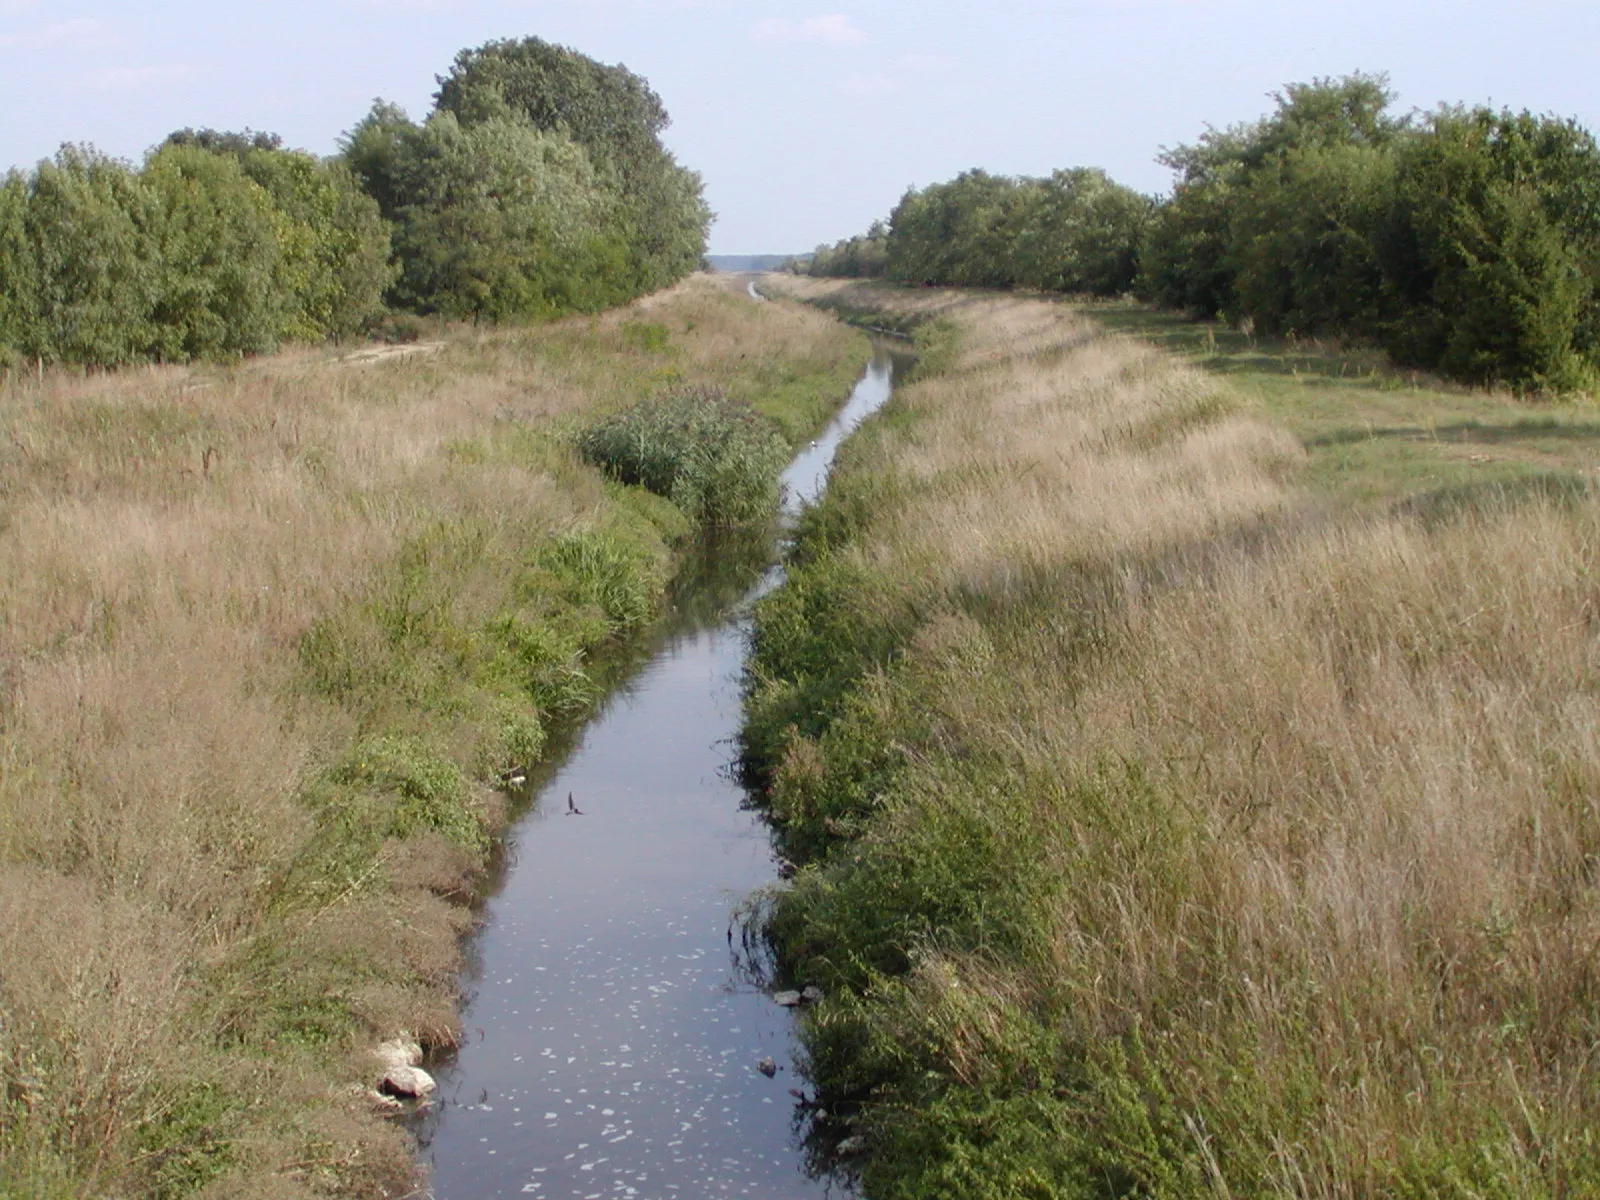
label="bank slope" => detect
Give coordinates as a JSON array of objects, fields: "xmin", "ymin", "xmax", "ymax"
[
  {"xmin": 744, "ymin": 276, "xmax": 1600, "ymax": 1198},
  {"xmin": 0, "ymin": 275, "xmax": 865, "ymax": 1199}
]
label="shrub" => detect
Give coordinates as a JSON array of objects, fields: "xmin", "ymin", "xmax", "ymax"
[{"xmin": 577, "ymin": 386, "xmax": 789, "ymax": 527}]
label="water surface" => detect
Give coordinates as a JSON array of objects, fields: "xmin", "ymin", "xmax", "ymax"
[{"xmin": 419, "ymin": 347, "xmax": 897, "ymax": 1199}]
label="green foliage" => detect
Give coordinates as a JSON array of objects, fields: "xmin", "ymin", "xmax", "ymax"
[
  {"xmin": 887, "ymin": 170, "xmax": 1032, "ymax": 289},
  {"xmin": 233, "ymin": 146, "xmax": 394, "ymax": 341},
  {"xmin": 1139, "ymin": 72, "xmax": 1600, "ymax": 390},
  {"xmin": 433, "ymin": 36, "xmax": 711, "ymax": 293},
  {"xmin": 1141, "ymin": 72, "xmax": 1407, "ymax": 324},
  {"xmin": 11, "ymin": 146, "xmax": 161, "ymax": 366},
  {"xmin": 141, "ymin": 143, "xmax": 285, "ymax": 360},
  {"xmin": 130, "ymin": 1082, "xmax": 236, "ymax": 1200},
  {"xmin": 332, "ymin": 734, "xmax": 486, "ymax": 851},
  {"xmin": 578, "ymin": 386, "xmax": 790, "ymax": 526},
  {"xmin": 805, "ymin": 220, "xmax": 890, "ymax": 278},
  {"xmin": 340, "ymin": 37, "xmax": 710, "ymax": 320},
  {"xmin": 1380, "ymin": 107, "xmax": 1600, "ymax": 390},
  {"xmin": 0, "ymin": 133, "xmax": 393, "ymax": 367},
  {"xmin": 811, "ymin": 168, "xmax": 1150, "ymax": 296},
  {"xmin": 392, "ymin": 112, "xmax": 628, "ymax": 320}
]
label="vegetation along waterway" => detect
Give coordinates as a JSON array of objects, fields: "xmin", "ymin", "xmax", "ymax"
[{"xmin": 418, "ymin": 342, "xmax": 901, "ymax": 1198}]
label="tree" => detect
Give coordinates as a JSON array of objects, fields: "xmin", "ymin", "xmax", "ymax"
[
  {"xmin": 164, "ymin": 128, "xmax": 395, "ymax": 341},
  {"xmin": 1143, "ymin": 73, "xmax": 1407, "ymax": 319},
  {"xmin": 23, "ymin": 146, "xmax": 162, "ymax": 366},
  {"xmin": 1380, "ymin": 107, "xmax": 1600, "ymax": 388},
  {"xmin": 236, "ymin": 148, "xmax": 393, "ymax": 341},
  {"xmin": 0, "ymin": 170, "xmax": 37, "ymax": 367},
  {"xmin": 432, "ymin": 37, "xmax": 710, "ymax": 292},
  {"xmin": 141, "ymin": 143, "xmax": 285, "ymax": 360},
  {"xmin": 383, "ymin": 112, "xmax": 622, "ymax": 321},
  {"xmin": 1011, "ymin": 169, "xmax": 1151, "ymax": 295}
]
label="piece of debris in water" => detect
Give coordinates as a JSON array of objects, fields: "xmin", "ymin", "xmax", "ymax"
[{"xmin": 757, "ymin": 1056, "xmax": 778, "ymax": 1078}]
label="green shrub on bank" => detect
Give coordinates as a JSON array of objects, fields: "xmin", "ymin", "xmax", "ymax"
[
  {"xmin": 0, "ymin": 140, "xmax": 391, "ymax": 368},
  {"xmin": 578, "ymin": 386, "xmax": 790, "ymax": 526},
  {"xmin": 1143, "ymin": 75, "xmax": 1600, "ymax": 391}
]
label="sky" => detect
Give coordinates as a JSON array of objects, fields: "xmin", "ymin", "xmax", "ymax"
[{"xmin": 2, "ymin": 1, "xmax": 1598, "ymax": 255}]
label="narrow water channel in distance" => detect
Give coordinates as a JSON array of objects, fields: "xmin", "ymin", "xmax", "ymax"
[{"xmin": 418, "ymin": 340, "xmax": 900, "ymax": 1199}]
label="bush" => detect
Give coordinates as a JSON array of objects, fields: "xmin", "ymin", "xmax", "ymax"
[{"xmin": 577, "ymin": 386, "xmax": 789, "ymax": 527}]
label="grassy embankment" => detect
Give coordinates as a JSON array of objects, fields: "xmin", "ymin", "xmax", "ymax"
[
  {"xmin": 0, "ymin": 274, "xmax": 866, "ymax": 1200},
  {"xmin": 744, "ymin": 274, "xmax": 1600, "ymax": 1197}
]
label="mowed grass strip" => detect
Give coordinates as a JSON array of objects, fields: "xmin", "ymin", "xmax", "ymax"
[
  {"xmin": 745, "ymin": 275, "xmax": 1600, "ymax": 1198},
  {"xmin": 0, "ymin": 274, "xmax": 866, "ymax": 1200}
]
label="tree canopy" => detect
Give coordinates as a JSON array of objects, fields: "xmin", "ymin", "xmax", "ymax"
[{"xmin": 1, "ymin": 38, "xmax": 710, "ymax": 369}]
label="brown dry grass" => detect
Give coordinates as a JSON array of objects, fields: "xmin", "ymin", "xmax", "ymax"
[
  {"xmin": 753, "ymin": 275, "xmax": 1600, "ymax": 1193},
  {"xmin": 0, "ymin": 274, "xmax": 863, "ymax": 1198}
]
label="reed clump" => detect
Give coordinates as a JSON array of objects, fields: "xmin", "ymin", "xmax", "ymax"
[
  {"xmin": 578, "ymin": 385, "xmax": 790, "ymax": 527},
  {"xmin": 0, "ymin": 273, "xmax": 865, "ymax": 1198},
  {"xmin": 746, "ymin": 275, "xmax": 1600, "ymax": 1197}
]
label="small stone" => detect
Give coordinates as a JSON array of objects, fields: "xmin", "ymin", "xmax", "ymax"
[
  {"xmin": 772, "ymin": 990, "xmax": 802, "ymax": 1007},
  {"xmin": 837, "ymin": 1135, "xmax": 867, "ymax": 1155},
  {"xmin": 380, "ymin": 1065, "xmax": 437, "ymax": 1099},
  {"xmin": 757, "ymin": 1057, "xmax": 778, "ymax": 1078},
  {"xmin": 800, "ymin": 985, "xmax": 824, "ymax": 1004},
  {"xmin": 374, "ymin": 1037, "xmax": 423, "ymax": 1071}
]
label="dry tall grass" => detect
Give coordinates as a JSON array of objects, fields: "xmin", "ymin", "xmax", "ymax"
[
  {"xmin": 0, "ymin": 275, "xmax": 863, "ymax": 1199},
  {"xmin": 752, "ymin": 276, "xmax": 1600, "ymax": 1195}
]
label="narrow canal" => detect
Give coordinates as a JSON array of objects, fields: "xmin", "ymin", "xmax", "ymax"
[{"xmin": 418, "ymin": 339, "xmax": 901, "ymax": 1199}]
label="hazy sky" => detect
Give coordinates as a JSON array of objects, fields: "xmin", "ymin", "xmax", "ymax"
[{"xmin": 3, "ymin": 1, "xmax": 1597, "ymax": 254}]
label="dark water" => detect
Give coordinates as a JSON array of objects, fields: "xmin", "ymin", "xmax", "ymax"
[{"xmin": 418, "ymin": 346, "xmax": 898, "ymax": 1200}]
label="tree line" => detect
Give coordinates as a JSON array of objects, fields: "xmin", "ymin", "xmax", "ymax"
[
  {"xmin": 0, "ymin": 38, "xmax": 711, "ymax": 370},
  {"xmin": 804, "ymin": 74, "xmax": 1600, "ymax": 391}
]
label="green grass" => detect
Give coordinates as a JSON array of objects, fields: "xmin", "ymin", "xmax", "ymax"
[
  {"xmin": 577, "ymin": 385, "xmax": 791, "ymax": 527},
  {"xmin": 743, "ymin": 287, "xmax": 1600, "ymax": 1198},
  {"xmin": 1087, "ymin": 301, "xmax": 1600, "ymax": 510}
]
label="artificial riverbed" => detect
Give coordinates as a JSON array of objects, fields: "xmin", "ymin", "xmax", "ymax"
[{"xmin": 417, "ymin": 341, "xmax": 900, "ymax": 1199}]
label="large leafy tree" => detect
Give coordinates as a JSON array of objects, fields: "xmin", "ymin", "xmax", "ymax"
[
  {"xmin": 165, "ymin": 129, "xmax": 395, "ymax": 342},
  {"xmin": 18, "ymin": 146, "xmax": 162, "ymax": 366},
  {"xmin": 431, "ymin": 37, "xmax": 710, "ymax": 293},
  {"xmin": 1381, "ymin": 107, "xmax": 1600, "ymax": 388},
  {"xmin": 374, "ymin": 110, "xmax": 625, "ymax": 320},
  {"xmin": 140, "ymin": 143, "xmax": 286, "ymax": 360},
  {"xmin": 1142, "ymin": 72, "xmax": 1406, "ymax": 321},
  {"xmin": 1010, "ymin": 168, "xmax": 1152, "ymax": 295}
]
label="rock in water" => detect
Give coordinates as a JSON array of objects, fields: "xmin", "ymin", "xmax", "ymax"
[
  {"xmin": 757, "ymin": 1056, "xmax": 778, "ymax": 1078},
  {"xmin": 801, "ymin": 985, "xmax": 824, "ymax": 1003},
  {"xmin": 772, "ymin": 990, "xmax": 802, "ymax": 1007},
  {"xmin": 837, "ymin": 1136, "xmax": 867, "ymax": 1155},
  {"xmin": 380, "ymin": 1065, "xmax": 437, "ymax": 1099}
]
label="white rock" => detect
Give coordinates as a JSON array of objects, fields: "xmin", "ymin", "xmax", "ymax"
[
  {"xmin": 380, "ymin": 1065, "xmax": 437, "ymax": 1099},
  {"xmin": 772, "ymin": 990, "xmax": 803, "ymax": 1007},
  {"xmin": 801, "ymin": 985, "xmax": 824, "ymax": 1003},
  {"xmin": 374, "ymin": 1037, "xmax": 423, "ymax": 1070},
  {"xmin": 837, "ymin": 1135, "xmax": 867, "ymax": 1155}
]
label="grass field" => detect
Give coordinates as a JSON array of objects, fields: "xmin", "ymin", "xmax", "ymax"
[
  {"xmin": 745, "ymin": 276, "xmax": 1600, "ymax": 1198},
  {"xmin": 1089, "ymin": 303, "xmax": 1600, "ymax": 511},
  {"xmin": 0, "ymin": 275, "xmax": 866, "ymax": 1199}
]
